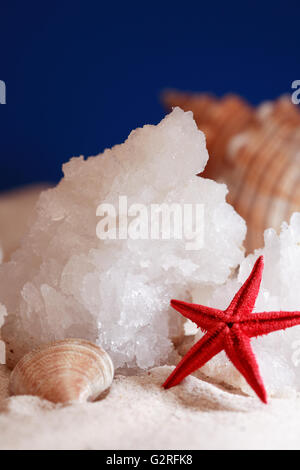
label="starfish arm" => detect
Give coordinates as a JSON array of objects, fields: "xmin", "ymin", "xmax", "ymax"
[
  {"xmin": 163, "ymin": 324, "xmax": 226, "ymax": 389},
  {"xmin": 240, "ymin": 311, "xmax": 300, "ymax": 337},
  {"xmin": 226, "ymin": 256, "xmax": 264, "ymax": 321},
  {"xmin": 170, "ymin": 299, "xmax": 226, "ymax": 331},
  {"xmin": 224, "ymin": 324, "xmax": 267, "ymax": 403}
]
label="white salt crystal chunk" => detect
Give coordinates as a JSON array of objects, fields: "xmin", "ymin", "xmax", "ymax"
[{"xmin": 0, "ymin": 108, "xmax": 245, "ymax": 370}]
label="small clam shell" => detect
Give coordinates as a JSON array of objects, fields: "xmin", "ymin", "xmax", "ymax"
[{"xmin": 9, "ymin": 339, "xmax": 114, "ymax": 404}]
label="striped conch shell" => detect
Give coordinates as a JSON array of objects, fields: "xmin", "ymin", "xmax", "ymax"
[
  {"xmin": 163, "ymin": 91, "xmax": 300, "ymax": 251},
  {"xmin": 9, "ymin": 339, "xmax": 114, "ymax": 404}
]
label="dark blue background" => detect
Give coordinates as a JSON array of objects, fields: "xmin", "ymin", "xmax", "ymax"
[{"xmin": 0, "ymin": 0, "xmax": 299, "ymax": 191}]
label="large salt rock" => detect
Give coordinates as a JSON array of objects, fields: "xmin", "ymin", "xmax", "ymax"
[
  {"xmin": 0, "ymin": 108, "xmax": 245, "ymax": 370},
  {"xmin": 193, "ymin": 213, "xmax": 300, "ymax": 397}
]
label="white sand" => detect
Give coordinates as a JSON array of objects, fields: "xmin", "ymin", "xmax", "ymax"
[{"xmin": 0, "ymin": 365, "xmax": 299, "ymax": 450}]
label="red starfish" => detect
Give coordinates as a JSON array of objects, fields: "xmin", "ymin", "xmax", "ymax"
[{"xmin": 163, "ymin": 256, "xmax": 300, "ymax": 403}]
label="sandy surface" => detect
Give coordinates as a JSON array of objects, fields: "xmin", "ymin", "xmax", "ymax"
[
  {"xmin": 1, "ymin": 185, "xmax": 300, "ymax": 450},
  {"xmin": 0, "ymin": 364, "xmax": 299, "ymax": 450},
  {"xmin": 0, "ymin": 184, "xmax": 50, "ymax": 261}
]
